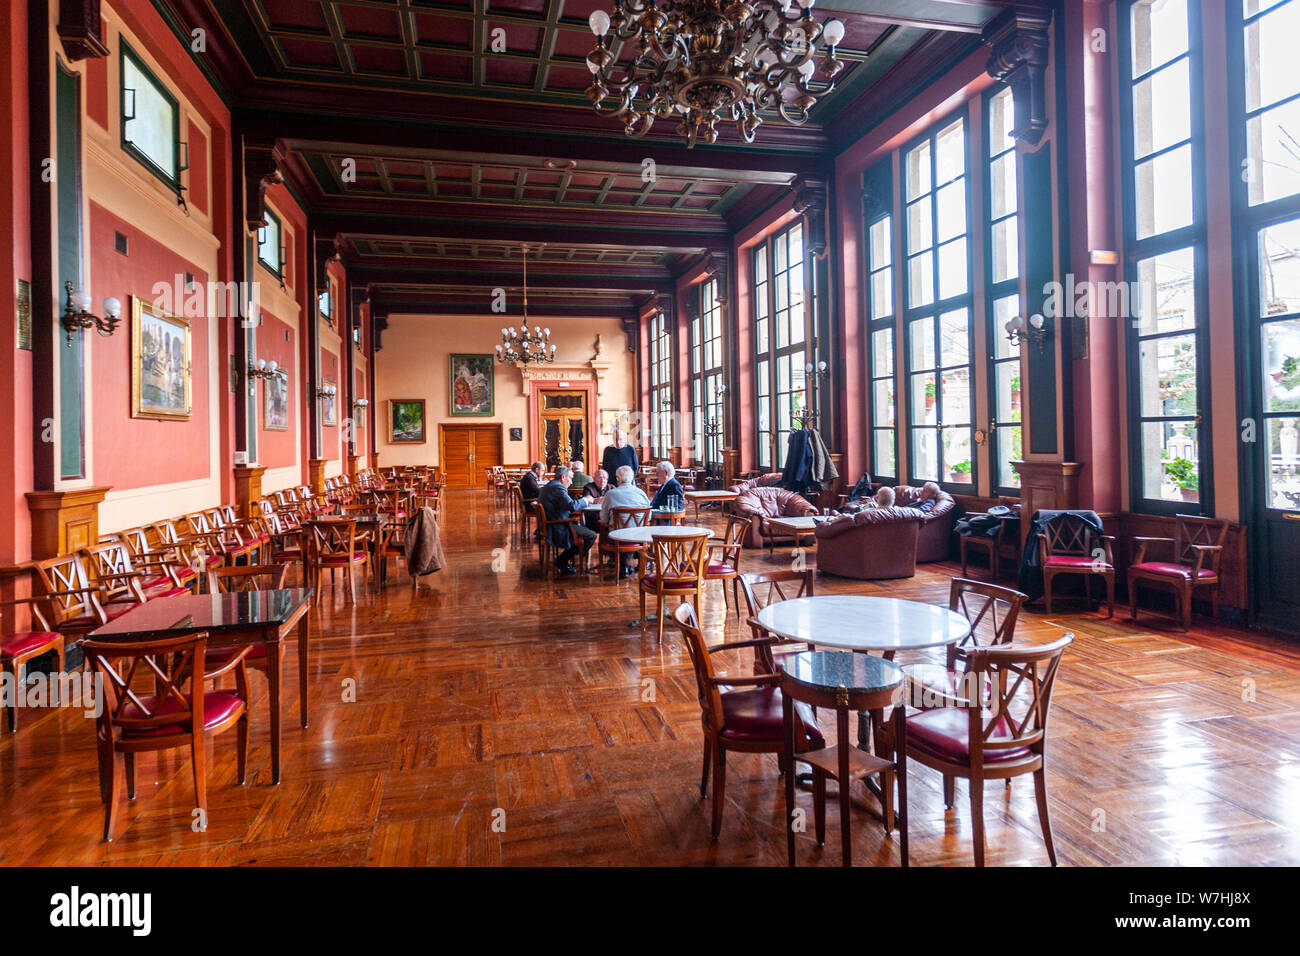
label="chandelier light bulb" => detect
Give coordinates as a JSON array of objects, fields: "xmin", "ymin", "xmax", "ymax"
[
  {"xmin": 103, "ymin": 296, "xmax": 122, "ymax": 319},
  {"xmin": 71, "ymin": 289, "xmax": 92, "ymax": 312},
  {"xmin": 257, "ymin": 359, "xmax": 267, "ymax": 371},
  {"xmin": 543, "ymin": 327, "xmax": 550, "ymax": 337},
  {"xmin": 588, "ymin": 9, "xmax": 610, "ymax": 36},
  {"xmin": 1029, "ymin": 313, "xmax": 1045, "ymax": 330},
  {"xmin": 798, "ymin": 59, "xmax": 815, "ymax": 79},
  {"xmin": 823, "ymin": 19, "xmax": 845, "ymax": 45},
  {"xmin": 268, "ymin": 360, "xmax": 278, "ymax": 374},
  {"xmin": 586, "ymin": 58, "xmax": 599, "ymax": 74}
]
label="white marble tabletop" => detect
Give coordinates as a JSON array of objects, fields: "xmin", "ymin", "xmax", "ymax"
[
  {"xmin": 685, "ymin": 490, "xmax": 739, "ymax": 499},
  {"xmin": 608, "ymin": 525, "xmax": 714, "ymax": 544},
  {"xmin": 755, "ymin": 595, "xmax": 971, "ymax": 652}
]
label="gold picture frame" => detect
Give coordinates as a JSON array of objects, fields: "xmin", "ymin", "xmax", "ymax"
[
  {"xmin": 388, "ymin": 399, "xmax": 426, "ymax": 443},
  {"xmin": 131, "ymin": 296, "xmax": 192, "ymax": 421}
]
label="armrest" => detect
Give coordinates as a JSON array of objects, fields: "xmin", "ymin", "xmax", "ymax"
[
  {"xmin": 201, "ymin": 645, "xmax": 252, "ymax": 681},
  {"xmin": 1133, "ymin": 535, "xmax": 1175, "ymax": 563},
  {"xmin": 704, "ymin": 673, "xmax": 780, "ymax": 688},
  {"xmin": 709, "ymin": 637, "xmax": 781, "ymax": 654}
]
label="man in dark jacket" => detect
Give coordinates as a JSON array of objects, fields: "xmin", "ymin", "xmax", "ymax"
[
  {"xmin": 601, "ymin": 426, "xmax": 639, "ymax": 485},
  {"xmin": 649, "ymin": 460, "xmax": 685, "ymax": 511},
  {"xmin": 519, "ymin": 461, "xmax": 544, "ymax": 502},
  {"xmin": 539, "ymin": 465, "xmax": 597, "ymax": 575}
]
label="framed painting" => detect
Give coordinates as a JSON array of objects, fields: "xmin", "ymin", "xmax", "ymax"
[
  {"xmin": 449, "ymin": 353, "xmax": 494, "ymax": 416},
  {"xmin": 389, "ymin": 399, "xmax": 426, "ymax": 443},
  {"xmin": 131, "ymin": 296, "xmax": 192, "ymax": 420},
  {"xmin": 322, "ymin": 379, "xmax": 337, "ymax": 426},
  {"xmin": 264, "ymin": 373, "xmax": 288, "ymax": 431}
]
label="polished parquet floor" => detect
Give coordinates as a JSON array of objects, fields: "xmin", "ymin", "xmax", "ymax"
[{"xmin": 2, "ymin": 490, "xmax": 1300, "ymax": 866}]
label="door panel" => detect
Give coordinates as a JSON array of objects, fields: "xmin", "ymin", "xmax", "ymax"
[
  {"xmin": 440, "ymin": 425, "xmax": 502, "ymax": 489},
  {"xmin": 538, "ymin": 390, "xmax": 588, "ymax": 470}
]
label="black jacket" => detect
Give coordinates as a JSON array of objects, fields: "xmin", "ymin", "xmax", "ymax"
[
  {"xmin": 601, "ymin": 444, "xmax": 639, "ymax": 482},
  {"xmin": 1017, "ymin": 509, "xmax": 1104, "ymax": 601},
  {"xmin": 539, "ymin": 481, "xmax": 579, "ymax": 549},
  {"xmin": 520, "ymin": 471, "xmax": 542, "ymax": 501},
  {"xmin": 650, "ymin": 478, "xmax": 684, "ymax": 510}
]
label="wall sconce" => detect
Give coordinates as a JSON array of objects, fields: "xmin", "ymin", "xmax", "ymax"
[
  {"xmin": 803, "ymin": 360, "xmax": 829, "ymax": 378},
  {"xmin": 62, "ymin": 281, "xmax": 121, "ymax": 347},
  {"xmin": 352, "ymin": 398, "xmax": 370, "ymax": 411},
  {"xmin": 1005, "ymin": 313, "xmax": 1050, "ymax": 350},
  {"xmin": 316, "ymin": 382, "xmax": 337, "ymax": 399},
  {"xmin": 247, "ymin": 358, "xmax": 286, "ymax": 381}
]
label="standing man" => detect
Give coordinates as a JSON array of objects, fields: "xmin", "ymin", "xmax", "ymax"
[
  {"xmin": 539, "ymin": 465, "xmax": 597, "ymax": 575},
  {"xmin": 601, "ymin": 425, "xmax": 639, "ymax": 488}
]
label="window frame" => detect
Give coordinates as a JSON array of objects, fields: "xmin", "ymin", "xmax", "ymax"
[
  {"xmin": 690, "ymin": 278, "xmax": 725, "ymax": 467},
  {"xmin": 751, "ymin": 220, "xmax": 810, "ymax": 472},
  {"xmin": 900, "ymin": 107, "xmax": 977, "ymax": 492},
  {"xmin": 648, "ymin": 309, "xmax": 674, "ymax": 459},
  {"xmin": 258, "ymin": 208, "xmax": 284, "ymax": 280},
  {"xmin": 864, "ymin": 186, "xmax": 898, "ymax": 486},
  {"xmin": 119, "ymin": 40, "xmax": 181, "ymax": 192},
  {"xmin": 1118, "ymin": 0, "xmax": 1214, "ymax": 515}
]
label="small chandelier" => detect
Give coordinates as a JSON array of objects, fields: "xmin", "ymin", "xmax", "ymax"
[
  {"xmin": 496, "ymin": 245, "xmax": 557, "ymax": 367},
  {"xmin": 1005, "ymin": 313, "xmax": 1049, "ymax": 350},
  {"xmin": 247, "ymin": 358, "xmax": 286, "ymax": 381},
  {"xmin": 62, "ymin": 281, "xmax": 122, "ymax": 347},
  {"xmin": 585, "ymin": 0, "xmax": 845, "ymax": 148}
]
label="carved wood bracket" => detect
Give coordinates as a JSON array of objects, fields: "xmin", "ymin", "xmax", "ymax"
[
  {"xmin": 57, "ymin": 0, "xmax": 110, "ymax": 60},
  {"xmin": 793, "ymin": 179, "xmax": 829, "ymax": 259},
  {"xmin": 244, "ymin": 143, "xmax": 284, "ymax": 232},
  {"xmin": 983, "ymin": 9, "xmax": 1052, "ymax": 146}
]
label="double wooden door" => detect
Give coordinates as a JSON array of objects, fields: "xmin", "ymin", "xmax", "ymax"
[
  {"xmin": 439, "ymin": 424, "xmax": 502, "ymax": 489},
  {"xmin": 539, "ymin": 389, "xmax": 588, "ymax": 470}
]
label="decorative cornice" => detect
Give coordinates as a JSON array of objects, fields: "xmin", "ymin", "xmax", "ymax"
[
  {"xmin": 244, "ymin": 143, "xmax": 284, "ymax": 231},
  {"xmin": 982, "ymin": 8, "xmax": 1052, "ymax": 145},
  {"xmin": 57, "ymin": 0, "xmax": 110, "ymax": 61},
  {"xmin": 704, "ymin": 253, "xmax": 730, "ymax": 305},
  {"xmin": 792, "ymin": 178, "xmax": 829, "ymax": 259}
]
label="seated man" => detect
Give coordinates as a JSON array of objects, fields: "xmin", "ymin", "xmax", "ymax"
[
  {"xmin": 648, "ymin": 460, "xmax": 685, "ymax": 511},
  {"xmin": 583, "ymin": 468, "xmax": 611, "ymax": 500},
  {"xmin": 869, "ymin": 486, "xmax": 896, "ymax": 509},
  {"xmin": 569, "ymin": 460, "xmax": 593, "ymax": 491},
  {"xmin": 908, "ymin": 481, "xmax": 942, "ymax": 514},
  {"xmin": 519, "ymin": 461, "xmax": 544, "ymax": 502},
  {"xmin": 539, "ymin": 465, "xmax": 597, "ymax": 575},
  {"xmin": 601, "ymin": 465, "xmax": 651, "ymax": 578}
]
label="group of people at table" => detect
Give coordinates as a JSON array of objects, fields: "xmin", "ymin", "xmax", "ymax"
[{"xmin": 519, "ymin": 429, "xmax": 685, "ymax": 576}]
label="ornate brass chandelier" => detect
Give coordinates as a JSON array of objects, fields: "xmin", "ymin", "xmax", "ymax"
[
  {"xmin": 495, "ymin": 245, "xmax": 557, "ymax": 367},
  {"xmin": 585, "ymin": 0, "xmax": 846, "ymax": 148}
]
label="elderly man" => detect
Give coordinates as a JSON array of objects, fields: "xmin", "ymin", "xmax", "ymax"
[
  {"xmin": 648, "ymin": 460, "xmax": 685, "ymax": 511},
  {"xmin": 519, "ymin": 461, "xmax": 544, "ymax": 502},
  {"xmin": 569, "ymin": 460, "xmax": 593, "ymax": 490},
  {"xmin": 538, "ymin": 465, "xmax": 597, "ymax": 575},
  {"xmin": 601, "ymin": 425, "xmax": 639, "ymax": 485},
  {"xmin": 582, "ymin": 468, "xmax": 611, "ymax": 500},
  {"xmin": 601, "ymin": 465, "xmax": 651, "ymax": 578},
  {"xmin": 909, "ymin": 481, "xmax": 942, "ymax": 514}
]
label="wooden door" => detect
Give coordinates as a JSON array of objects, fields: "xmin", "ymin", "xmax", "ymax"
[
  {"xmin": 538, "ymin": 390, "xmax": 589, "ymax": 470},
  {"xmin": 439, "ymin": 425, "xmax": 503, "ymax": 489}
]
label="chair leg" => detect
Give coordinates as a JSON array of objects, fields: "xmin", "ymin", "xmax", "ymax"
[
  {"xmin": 237, "ymin": 712, "xmax": 248, "ymax": 785},
  {"xmin": 1181, "ymin": 582, "xmax": 1193, "ymax": 631},
  {"xmin": 699, "ymin": 737, "xmax": 711, "ymax": 797},
  {"xmin": 1129, "ymin": 575, "xmax": 1139, "ymax": 620},
  {"xmin": 813, "ymin": 769, "xmax": 827, "ymax": 845},
  {"xmin": 639, "ymin": 588, "xmax": 646, "ymax": 626},
  {"xmin": 191, "ymin": 736, "xmax": 208, "ymax": 826},
  {"xmin": 103, "ymin": 750, "xmax": 124, "ymax": 842},
  {"xmin": 656, "ymin": 596, "xmax": 665, "ymax": 644},
  {"xmin": 1105, "ymin": 573, "xmax": 1115, "ymax": 619},
  {"xmin": 970, "ymin": 775, "xmax": 985, "ymax": 867},
  {"xmin": 710, "ymin": 747, "xmax": 726, "ymax": 838},
  {"xmin": 125, "ymin": 752, "xmax": 136, "ymax": 800},
  {"xmin": 1043, "ymin": 572, "xmax": 1053, "ymax": 614},
  {"xmin": 1033, "ymin": 768, "xmax": 1057, "ymax": 866},
  {"xmin": 943, "ymin": 774, "xmax": 956, "ymax": 809},
  {"xmin": 2, "ymin": 661, "xmax": 15, "ymax": 732}
]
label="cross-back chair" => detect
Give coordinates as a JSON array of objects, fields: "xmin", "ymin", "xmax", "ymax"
[
  {"xmin": 30, "ymin": 553, "xmax": 117, "ymax": 640},
  {"xmin": 1128, "ymin": 514, "xmax": 1228, "ymax": 630},
  {"xmin": 737, "ymin": 568, "xmax": 817, "ymax": 675},
  {"xmin": 0, "ymin": 599, "xmax": 64, "ymax": 732},
  {"xmin": 703, "ymin": 513, "xmax": 749, "ymax": 618},
  {"xmin": 306, "ymin": 519, "xmax": 368, "ymax": 604},
  {"xmin": 1038, "ymin": 513, "xmax": 1115, "ymax": 617},
  {"xmin": 600, "ymin": 505, "xmax": 651, "ymax": 579},
  {"xmin": 639, "ymin": 532, "xmax": 709, "ymax": 643}
]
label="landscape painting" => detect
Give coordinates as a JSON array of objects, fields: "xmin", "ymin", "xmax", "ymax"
[
  {"xmin": 389, "ymin": 399, "xmax": 426, "ymax": 443},
  {"xmin": 131, "ymin": 296, "xmax": 191, "ymax": 421}
]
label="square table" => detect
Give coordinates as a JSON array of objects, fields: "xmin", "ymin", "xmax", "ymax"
[
  {"xmin": 88, "ymin": 588, "xmax": 313, "ymax": 784},
  {"xmin": 684, "ymin": 489, "xmax": 738, "ymax": 522},
  {"xmin": 765, "ymin": 514, "xmax": 831, "ymax": 556}
]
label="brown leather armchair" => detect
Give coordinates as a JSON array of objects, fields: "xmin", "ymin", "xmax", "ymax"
[
  {"xmin": 728, "ymin": 486, "xmax": 817, "ymax": 548},
  {"xmin": 728, "ymin": 472, "xmax": 784, "ymax": 494},
  {"xmin": 813, "ymin": 507, "xmax": 926, "ymax": 579},
  {"xmin": 890, "ymin": 485, "xmax": 958, "ymax": 562}
]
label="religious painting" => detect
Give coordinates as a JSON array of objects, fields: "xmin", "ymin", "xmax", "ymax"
[
  {"xmin": 449, "ymin": 353, "xmax": 494, "ymax": 416},
  {"xmin": 131, "ymin": 296, "xmax": 192, "ymax": 420},
  {"xmin": 389, "ymin": 399, "xmax": 426, "ymax": 444},
  {"xmin": 264, "ymin": 373, "xmax": 288, "ymax": 431},
  {"xmin": 322, "ymin": 379, "xmax": 337, "ymax": 426}
]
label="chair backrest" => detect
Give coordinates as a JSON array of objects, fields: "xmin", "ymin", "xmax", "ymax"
[
  {"xmin": 208, "ymin": 564, "xmax": 289, "ymax": 593},
  {"xmin": 83, "ymin": 632, "xmax": 209, "ymax": 740},
  {"xmin": 1174, "ymin": 514, "xmax": 1229, "ymax": 571},
  {"xmin": 1040, "ymin": 513, "xmax": 1100, "ymax": 557},
  {"xmin": 119, "ymin": 525, "xmax": 154, "ymax": 558},
  {"xmin": 715, "ymin": 514, "xmax": 749, "ymax": 563},
  {"xmin": 671, "ymin": 602, "xmax": 724, "ymax": 733},
  {"xmin": 184, "ymin": 511, "xmax": 212, "ymax": 535},
  {"xmin": 737, "ymin": 568, "xmax": 816, "ymax": 621},
  {"xmin": 82, "ymin": 542, "xmax": 145, "ymax": 605},
  {"xmin": 960, "ymin": 633, "xmax": 1074, "ymax": 762},
  {"xmin": 949, "ymin": 578, "xmax": 1027, "ymax": 657},
  {"xmin": 646, "ymin": 532, "xmax": 708, "ymax": 588},
  {"xmin": 32, "ymin": 553, "xmax": 102, "ymax": 627},
  {"xmin": 609, "ymin": 506, "xmax": 650, "ymax": 530},
  {"xmin": 310, "ymin": 520, "xmax": 358, "ymax": 560}
]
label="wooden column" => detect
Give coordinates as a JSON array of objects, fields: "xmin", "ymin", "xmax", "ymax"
[
  {"xmin": 25, "ymin": 486, "xmax": 111, "ymax": 560},
  {"xmin": 308, "ymin": 458, "xmax": 327, "ymax": 494},
  {"xmin": 1013, "ymin": 460, "xmax": 1082, "ymax": 551},
  {"xmin": 233, "ymin": 465, "xmax": 267, "ymax": 517},
  {"xmin": 348, "ymin": 454, "xmax": 362, "ymax": 477}
]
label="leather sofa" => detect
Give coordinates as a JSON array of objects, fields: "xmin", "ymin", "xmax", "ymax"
[
  {"xmin": 728, "ymin": 472, "xmax": 784, "ymax": 494},
  {"xmin": 890, "ymin": 485, "xmax": 958, "ymax": 562},
  {"xmin": 728, "ymin": 485, "xmax": 817, "ymax": 548},
  {"xmin": 813, "ymin": 507, "xmax": 926, "ymax": 579}
]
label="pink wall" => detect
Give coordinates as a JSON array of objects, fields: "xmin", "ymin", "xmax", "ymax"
[{"xmin": 256, "ymin": 309, "xmax": 296, "ymax": 469}]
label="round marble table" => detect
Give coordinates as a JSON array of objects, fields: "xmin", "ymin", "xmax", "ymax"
[
  {"xmin": 755, "ymin": 595, "xmax": 971, "ymax": 655},
  {"xmin": 608, "ymin": 525, "xmax": 714, "ymax": 545}
]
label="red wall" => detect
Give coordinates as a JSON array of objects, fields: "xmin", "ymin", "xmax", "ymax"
[
  {"xmin": 321, "ymin": 344, "xmax": 340, "ymax": 453},
  {"xmin": 88, "ymin": 202, "xmax": 211, "ymax": 489},
  {"xmin": 256, "ymin": 309, "xmax": 296, "ymax": 469}
]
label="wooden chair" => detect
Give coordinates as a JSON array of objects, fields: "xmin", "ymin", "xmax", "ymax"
[
  {"xmin": 639, "ymin": 531, "xmax": 709, "ymax": 643},
  {"xmin": 82, "ymin": 631, "xmax": 250, "ymax": 842},
  {"xmin": 0, "ymin": 599, "xmax": 64, "ymax": 732},
  {"xmin": 600, "ymin": 505, "xmax": 651, "ymax": 580},
  {"xmin": 1128, "ymin": 514, "xmax": 1228, "ymax": 631},
  {"xmin": 904, "ymin": 632, "xmax": 1074, "ymax": 866},
  {"xmin": 959, "ymin": 497, "xmax": 1021, "ymax": 581},
  {"xmin": 375, "ymin": 517, "xmax": 408, "ymax": 581},
  {"xmin": 83, "ymin": 541, "xmax": 191, "ymax": 608},
  {"xmin": 190, "ymin": 565, "xmax": 290, "ymax": 696},
  {"xmin": 671, "ymin": 602, "xmax": 824, "ymax": 838},
  {"xmin": 184, "ymin": 511, "xmax": 258, "ymax": 566},
  {"xmin": 1038, "ymin": 513, "xmax": 1115, "ymax": 617},
  {"xmin": 703, "ymin": 513, "xmax": 748, "ymax": 618},
  {"xmin": 30, "ymin": 554, "xmax": 120, "ymax": 641},
  {"xmin": 533, "ymin": 501, "xmax": 586, "ymax": 575},
  {"xmin": 151, "ymin": 518, "xmax": 223, "ymax": 588},
  {"xmin": 306, "ymin": 519, "xmax": 369, "ymax": 604},
  {"xmin": 737, "ymin": 568, "xmax": 816, "ymax": 675}
]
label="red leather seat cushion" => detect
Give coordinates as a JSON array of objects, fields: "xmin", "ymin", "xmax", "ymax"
[
  {"xmin": 149, "ymin": 586, "xmax": 192, "ymax": 600},
  {"xmin": 719, "ymin": 687, "xmax": 824, "ymax": 746},
  {"xmin": 120, "ymin": 691, "xmax": 244, "ymax": 737},
  {"xmin": 1130, "ymin": 561, "xmax": 1216, "ymax": 580},
  {"xmin": 640, "ymin": 574, "xmax": 700, "ymax": 590},
  {"xmin": 1, "ymin": 631, "xmax": 61, "ymax": 657},
  {"xmin": 141, "ymin": 574, "xmax": 175, "ymax": 591},
  {"xmin": 320, "ymin": 552, "xmax": 368, "ymax": 565},
  {"xmin": 1044, "ymin": 554, "xmax": 1106, "ymax": 569},
  {"xmin": 906, "ymin": 707, "xmax": 1031, "ymax": 763},
  {"xmin": 706, "ymin": 562, "xmax": 736, "ymax": 576},
  {"xmin": 173, "ymin": 566, "xmax": 198, "ymax": 582}
]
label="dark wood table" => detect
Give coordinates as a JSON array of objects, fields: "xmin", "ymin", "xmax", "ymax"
[{"xmin": 88, "ymin": 588, "xmax": 313, "ymax": 784}]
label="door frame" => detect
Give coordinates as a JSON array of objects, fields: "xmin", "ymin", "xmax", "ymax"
[
  {"xmin": 438, "ymin": 422, "xmax": 505, "ymax": 489},
  {"xmin": 529, "ymin": 380, "xmax": 597, "ymax": 466}
]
